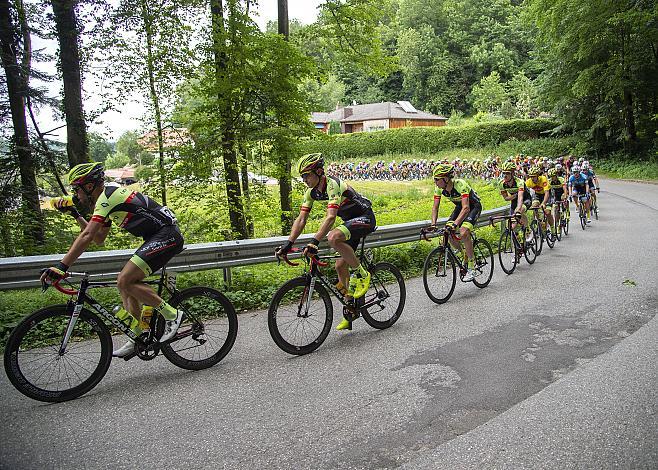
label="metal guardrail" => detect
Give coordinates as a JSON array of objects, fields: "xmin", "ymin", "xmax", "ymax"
[{"xmin": 0, "ymin": 206, "xmax": 508, "ymax": 291}]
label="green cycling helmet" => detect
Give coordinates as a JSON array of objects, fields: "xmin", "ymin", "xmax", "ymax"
[
  {"xmin": 432, "ymin": 163, "xmax": 454, "ymax": 178},
  {"xmin": 547, "ymin": 168, "xmax": 558, "ymax": 178},
  {"xmin": 528, "ymin": 165, "xmax": 542, "ymax": 177},
  {"xmin": 297, "ymin": 153, "xmax": 324, "ymax": 175},
  {"xmin": 68, "ymin": 162, "xmax": 105, "ymax": 186},
  {"xmin": 501, "ymin": 161, "xmax": 516, "ymax": 172}
]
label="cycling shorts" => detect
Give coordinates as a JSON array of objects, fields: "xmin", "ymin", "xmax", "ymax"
[
  {"xmin": 449, "ymin": 202, "xmax": 482, "ymax": 232},
  {"xmin": 572, "ymin": 185, "xmax": 588, "ymax": 196},
  {"xmin": 336, "ymin": 209, "xmax": 376, "ymax": 251},
  {"xmin": 130, "ymin": 225, "xmax": 184, "ymax": 276}
]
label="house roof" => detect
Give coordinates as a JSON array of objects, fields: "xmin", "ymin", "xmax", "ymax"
[
  {"xmin": 137, "ymin": 128, "xmax": 192, "ymax": 152},
  {"xmin": 105, "ymin": 167, "xmax": 135, "ymax": 180},
  {"xmin": 311, "ymin": 102, "xmax": 447, "ymax": 124}
]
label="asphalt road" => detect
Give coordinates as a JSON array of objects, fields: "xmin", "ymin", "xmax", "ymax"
[{"xmin": 1, "ymin": 179, "xmax": 657, "ymax": 470}]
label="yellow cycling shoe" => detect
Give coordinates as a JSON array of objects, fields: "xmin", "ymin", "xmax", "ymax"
[
  {"xmin": 336, "ymin": 318, "xmax": 352, "ymax": 330},
  {"xmin": 349, "ymin": 271, "xmax": 371, "ymax": 299}
]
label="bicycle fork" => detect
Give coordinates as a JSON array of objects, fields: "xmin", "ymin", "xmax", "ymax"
[
  {"xmin": 299, "ymin": 276, "xmax": 317, "ymax": 318},
  {"xmin": 59, "ymin": 301, "xmax": 83, "ymax": 356}
]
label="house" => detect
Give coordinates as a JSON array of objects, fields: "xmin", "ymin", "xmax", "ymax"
[
  {"xmin": 105, "ymin": 166, "xmax": 136, "ymax": 185},
  {"xmin": 311, "ymin": 101, "xmax": 448, "ymax": 134},
  {"xmin": 137, "ymin": 128, "xmax": 192, "ymax": 152}
]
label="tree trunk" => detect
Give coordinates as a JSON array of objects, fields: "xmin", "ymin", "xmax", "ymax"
[
  {"xmin": 240, "ymin": 147, "xmax": 254, "ymax": 237},
  {"xmin": 141, "ymin": 0, "xmax": 167, "ymax": 205},
  {"xmin": 277, "ymin": 0, "xmax": 293, "ymax": 234},
  {"xmin": 0, "ymin": 0, "xmax": 44, "ymax": 253},
  {"xmin": 210, "ymin": 0, "xmax": 247, "ymax": 239},
  {"xmin": 51, "ymin": 0, "xmax": 88, "ymax": 167}
]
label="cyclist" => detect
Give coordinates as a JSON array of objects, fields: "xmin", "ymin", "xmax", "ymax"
[
  {"xmin": 498, "ymin": 161, "xmax": 533, "ymax": 240},
  {"xmin": 40, "ymin": 162, "xmax": 185, "ymax": 357},
  {"xmin": 547, "ymin": 168, "xmax": 568, "ymax": 236},
  {"xmin": 582, "ymin": 162, "xmax": 600, "ymax": 209},
  {"xmin": 525, "ymin": 165, "xmax": 556, "ymax": 237},
  {"xmin": 431, "ymin": 163, "xmax": 482, "ymax": 282},
  {"xmin": 276, "ymin": 153, "xmax": 376, "ymax": 331},
  {"xmin": 568, "ymin": 164, "xmax": 591, "ymax": 222}
]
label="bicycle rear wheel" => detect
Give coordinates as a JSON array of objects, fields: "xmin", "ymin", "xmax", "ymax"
[
  {"xmin": 472, "ymin": 239, "xmax": 494, "ymax": 288},
  {"xmin": 422, "ymin": 246, "xmax": 457, "ymax": 304},
  {"xmin": 161, "ymin": 287, "xmax": 238, "ymax": 370},
  {"xmin": 530, "ymin": 219, "xmax": 544, "ymax": 255},
  {"xmin": 268, "ymin": 276, "xmax": 333, "ymax": 355},
  {"xmin": 498, "ymin": 229, "xmax": 517, "ymax": 275},
  {"xmin": 361, "ymin": 262, "xmax": 405, "ymax": 329},
  {"xmin": 3, "ymin": 305, "xmax": 112, "ymax": 403},
  {"xmin": 523, "ymin": 227, "xmax": 538, "ymax": 264}
]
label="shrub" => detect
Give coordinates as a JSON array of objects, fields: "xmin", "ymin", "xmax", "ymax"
[{"xmin": 296, "ymin": 118, "xmax": 559, "ymax": 160}]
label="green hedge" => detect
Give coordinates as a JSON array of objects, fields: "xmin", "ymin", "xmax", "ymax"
[{"xmin": 296, "ymin": 118, "xmax": 559, "ymax": 160}]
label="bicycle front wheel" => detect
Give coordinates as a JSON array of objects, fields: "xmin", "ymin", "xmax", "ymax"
[
  {"xmin": 3, "ymin": 305, "xmax": 112, "ymax": 403},
  {"xmin": 268, "ymin": 276, "xmax": 333, "ymax": 355},
  {"xmin": 161, "ymin": 287, "xmax": 238, "ymax": 370},
  {"xmin": 361, "ymin": 262, "xmax": 405, "ymax": 329},
  {"xmin": 498, "ymin": 229, "xmax": 517, "ymax": 275},
  {"xmin": 423, "ymin": 246, "xmax": 457, "ymax": 304},
  {"xmin": 564, "ymin": 206, "xmax": 570, "ymax": 235},
  {"xmin": 472, "ymin": 239, "xmax": 494, "ymax": 288}
]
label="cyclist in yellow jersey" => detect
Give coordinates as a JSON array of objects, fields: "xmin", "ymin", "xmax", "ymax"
[
  {"xmin": 40, "ymin": 162, "xmax": 185, "ymax": 357},
  {"xmin": 525, "ymin": 165, "xmax": 555, "ymax": 236},
  {"xmin": 276, "ymin": 153, "xmax": 376, "ymax": 331},
  {"xmin": 431, "ymin": 163, "xmax": 482, "ymax": 282}
]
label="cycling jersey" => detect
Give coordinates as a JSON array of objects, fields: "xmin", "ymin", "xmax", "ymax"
[
  {"xmin": 434, "ymin": 179, "xmax": 481, "ymax": 207},
  {"xmin": 499, "ymin": 177, "xmax": 528, "ymax": 197},
  {"xmin": 91, "ymin": 186, "xmax": 177, "ymax": 239},
  {"xmin": 569, "ymin": 173, "xmax": 589, "ymax": 194},
  {"xmin": 525, "ymin": 176, "xmax": 550, "ymax": 196},
  {"xmin": 301, "ymin": 175, "xmax": 372, "ymax": 221}
]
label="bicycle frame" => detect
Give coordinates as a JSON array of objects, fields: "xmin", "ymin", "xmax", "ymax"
[
  {"xmin": 51, "ymin": 268, "xmax": 177, "ymax": 356},
  {"xmin": 422, "ymin": 227, "xmax": 472, "ymax": 274},
  {"xmin": 279, "ymin": 239, "xmax": 387, "ymax": 317}
]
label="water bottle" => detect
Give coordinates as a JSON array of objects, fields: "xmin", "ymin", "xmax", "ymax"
[
  {"xmin": 113, "ymin": 306, "xmax": 140, "ymax": 334},
  {"xmin": 49, "ymin": 196, "xmax": 74, "ymax": 210},
  {"xmin": 139, "ymin": 306, "xmax": 154, "ymax": 331}
]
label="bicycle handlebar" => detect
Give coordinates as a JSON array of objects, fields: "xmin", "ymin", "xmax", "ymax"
[{"xmin": 275, "ymin": 247, "xmax": 329, "ymax": 267}]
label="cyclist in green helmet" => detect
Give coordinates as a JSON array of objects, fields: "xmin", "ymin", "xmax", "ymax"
[
  {"xmin": 276, "ymin": 153, "xmax": 376, "ymax": 331},
  {"xmin": 431, "ymin": 162, "xmax": 482, "ymax": 282},
  {"xmin": 40, "ymin": 162, "xmax": 185, "ymax": 357}
]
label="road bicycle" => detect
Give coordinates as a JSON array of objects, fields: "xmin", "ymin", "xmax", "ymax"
[
  {"xmin": 590, "ymin": 189, "xmax": 599, "ymax": 220},
  {"xmin": 554, "ymin": 199, "xmax": 570, "ymax": 240},
  {"xmin": 576, "ymin": 194, "xmax": 590, "ymax": 230},
  {"xmin": 528, "ymin": 204, "xmax": 555, "ymax": 253},
  {"xmin": 490, "ymin": 213, "xmax": 537, "ymax": 275},
  {"xmin": 269, "ymin": 237, "xmax": 405, "ymax": 355},
  {"xmin": 4, "ymin": 265, "xmax": 238, "ymax": 403},
  {"xmin": 420, "ymin": 225, "xmax": 494, "ymax": 304}
]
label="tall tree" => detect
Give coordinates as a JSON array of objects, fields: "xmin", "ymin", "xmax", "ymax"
[
  {"xmin": 526, "ymin": 0, "xmax": 658, "ymax": 152},
  {"xmin": 50, "ymin": 0, "xmax": 88, "ymax": 166},
  {"xmin": 0, "ymin": 0, "xmax": 44, "ymax": 251},
  {"xmin": 94, "ymin": 0, "xmax": 202, "ymax": 205},
  {"xmin": 276, "ymin": 0, "xmax": 293, "ymax": 233},
  {"xmin": 209, "ymin": 0, "xmax": 248, "ymax": 238}
]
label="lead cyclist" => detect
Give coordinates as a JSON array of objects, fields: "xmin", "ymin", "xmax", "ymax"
[{"xmin": 40, "ymin": 162, "xmax": 185, "ymax": 357}]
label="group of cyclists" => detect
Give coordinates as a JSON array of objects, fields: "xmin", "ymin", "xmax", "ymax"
[{"xmin": 42, "ymin": 152, "xmax": 600, "ymax": 355}]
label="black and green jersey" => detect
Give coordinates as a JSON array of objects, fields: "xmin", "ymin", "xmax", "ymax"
[
  {"xmin": 91, "ymin": 186, "xmax": 177, "ymax": 239},
  {"xmin": 301, "ymin": 176, "xmax": 371, "ymax": 220},
  {"xmin": 434, "ymin": 179, "xmax": 481, "ymax": 207}
]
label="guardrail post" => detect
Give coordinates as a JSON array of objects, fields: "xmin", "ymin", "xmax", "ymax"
[{"xmin": 223, "ymin": 267, "xmax": 232, "ymax": 287}]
